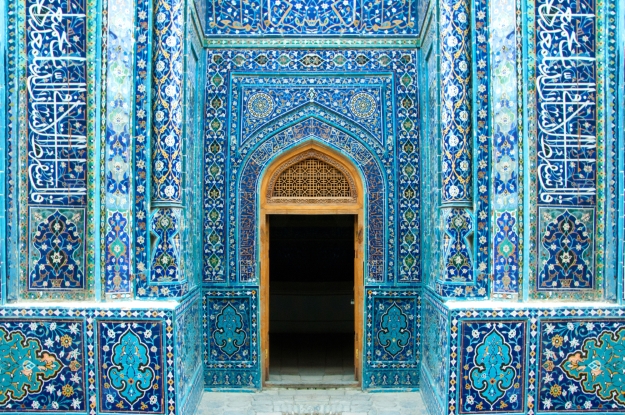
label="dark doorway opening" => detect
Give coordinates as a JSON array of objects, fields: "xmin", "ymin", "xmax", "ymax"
[{"xmin": 268, "ymin": 214, "xmax": 356, "ymax": 387}]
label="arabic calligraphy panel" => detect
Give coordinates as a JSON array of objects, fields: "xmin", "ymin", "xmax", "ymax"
[
  {"xmin": 535, "ymin": 0, "xmax": 597, "ymax": 206},
  {"xmin": 26, "ymin": 0, "xmax": 88, "ymax": 206}
]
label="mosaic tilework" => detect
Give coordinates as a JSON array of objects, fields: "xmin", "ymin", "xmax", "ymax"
[
  {"xmin": 493, "ymin": 212, "xmax": 519, "ymax": 294},
  {"xmin": 422, "ymin": 293, "xmax": 449, "ymax": 399},
  {"xmin": 98, "ymin": 320, "xmax": 165, "ymax": 413},
  {"xmin": 0, "ymin": 319, "xmax": 86, "ymax": 412},
  {"xmin": 180, "ymin": 28, "xmax": 205, "ymax": 291},
  {"xmin": 434, "ymin": 302, "xmax": 625, "ymax": 415},
  {"xmin": 26, "ymin": 0, "xmax": 88, "ymax": 206},
  {"xmin": 364, "ymin": 290, "xmax": 420, "ymax": 389},
  {"xmin": 205, "ymin": 0, "xmax": 419, "ymax": 36},
  {"xmin": 537, "ymin": 318, "xmax": 625, "ymax": 412},
  {"xmin": 459, "ymin": 320, "xmax": 526, "ymax": 413},
  {"xmin": 528, "ymin": 0, "xmax": 606, "ymax": 301},
  {"xmin": 4, "ymin": 0, "xmax": 19, "ymax": 301},
  {"xmin": 490, "ymin": 0, "xmax": 519, "ymax": 297},
  {"xmin": 0, "ymin": 304, "xmax": 191, "ymax": 415},
  {"xmin": 150, "ymin": 208, "xmax": 183, "ymax": 284},
  {"xmin": 537, "ymin": 208, "xmax": 595, "ymax": 292},
  {"xmin": 237, "ymin": 119, "xmax": 386, "ymax": 283},
  {"xmin": 421, "ymin": 0, "xmax": 491, "ymax": 299},
  {"xmin": 535, "ymin": 0, "xmax": 596, "ymax": 206},
  {"xmin": 441, "ymin": 208, "xmax": 474, "ymax": 284},
  {"xmin": 132, "ymin": 0, "xmax": 195, "ymax": 298},
  {"xmin": 103, "ymin": 0, "xmax": 134, "ymax": 298},
  {"xmin": 28, "ymin": 207, "xmax": 86, "ymax": 292},
  {"xmin": 19, "ymin": 0, "xmax": 96, "ymax": 300},
  {"xmin": 420, "ymin": 21, "xmax": 443, "ymax": 292},
  {"xmin": 175, "ymin": 291, "xmax": 202, "ymax": 411},
  {"xmin": 152, "ymin": 0, "xmax": 184, "ymax": 204},
  {"xmin": 439, "ymin": 0, "xmax": 472, "ymax": 204},
  {"xmin": 203, "ymin": 290, "xmax": 260, "ymax": 389},
  {"xmin": 203, "ymin": 50, "xmax": 420, "ymax": 285},
  {"xmin": 132, "ymin": 0, "xmax": 153, "ymax": 295}
]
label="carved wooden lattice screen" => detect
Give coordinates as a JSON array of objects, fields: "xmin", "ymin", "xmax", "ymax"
[{"xmin": 267, "ymin": 150, "xmax": 357, "ymax": 203}]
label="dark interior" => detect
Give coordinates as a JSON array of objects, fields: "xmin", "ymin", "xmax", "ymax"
[{"xmin": 268, "ymin": 214, "xmax": 355, "ymax": 385}]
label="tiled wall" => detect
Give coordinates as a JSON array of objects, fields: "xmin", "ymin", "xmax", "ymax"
[
  {"xmin": 423, "ymin": 295, "xmax": 625, "ymax": 415},
  {"xmin": 1, "ymin": 0, "xmax": 624, "ymax": 409},
  {"xmin": 0, "ymin": 292, "xmax": 202, "ymax": 414}
]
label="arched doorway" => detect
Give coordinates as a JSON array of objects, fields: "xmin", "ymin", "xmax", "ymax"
[{"xmin": 259, "ymin": 142, "xmax": 364, "ymax": 386}]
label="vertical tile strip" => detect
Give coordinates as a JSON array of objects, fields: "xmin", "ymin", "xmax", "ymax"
[{"xmin": 103, "ymin": 0, "xmax": 134, "ymax": 298}]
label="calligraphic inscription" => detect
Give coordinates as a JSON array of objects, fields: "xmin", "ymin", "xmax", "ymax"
[
  {"xmin": 26, "ymin": 0, "xmax": 88, "ymax": 205},
  {"xmin": 207, "ymin": 0, "xmax": 418, "ymax": 36},
  {"xmin": 536, "ymin": 0, "xmax": 596, "ymax": 205}
]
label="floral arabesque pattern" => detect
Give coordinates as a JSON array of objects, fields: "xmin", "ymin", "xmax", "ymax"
[
  {"xmin": 0, "ymin": 320, "xmax": 86, "ymax": 412},
  {"xmin": 538, "ymin": 319, "xmax": 625, "ymax": 412},
  {"xmin": 538, "ymin": 208, "xmax": 594, "ymax": 291},
  {"xmin": 29, "ymin": 208, "xmax": 86, "ymax": 292},
  {"xmin": 205, "ymin": 0, "xmax": 419, "ymax": 36},
  {"xmin": 98, "ymin": 321, "xmax": 165, "ymax": 413},
  {"xmin": 459, "ymin": 320, "xmax": 526, "ymax": 413}
]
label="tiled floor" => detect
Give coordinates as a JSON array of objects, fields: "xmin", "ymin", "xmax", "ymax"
[
  {"xmin": 197, "ymin": 388, "xmax": 427, "ymax": 415},
  {"xmin": 267, "ymin": 333, "xmax": 356, "ymax": 386}
]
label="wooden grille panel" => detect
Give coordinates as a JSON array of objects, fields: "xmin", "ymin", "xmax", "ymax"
[{"xmin": 267, "ymin": 150, "xmax": 357, "ymax": 203}]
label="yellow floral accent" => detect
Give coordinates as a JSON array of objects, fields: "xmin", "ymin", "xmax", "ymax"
[
  {"xmin": 550, "ymin": 384, "xmax": 562, "ymax": 397},
  {"xmin": 62, "ymin": 384, "xmax": 74, "ymax": 397},
  {"xmin": 551, "ymin": 335, "xmax": 564, "ymax": 348},
  {"xmin": 60, "ymin": 335, "xmax": 72, "ymax": 348}
]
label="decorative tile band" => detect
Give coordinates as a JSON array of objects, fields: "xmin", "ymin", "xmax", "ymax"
[
  {"xmin": 490, "ymin": 0, "xmax": 519, "ymax": 296},
  {"xmin": 205, "ymin": 0, "xmax": 419, "ymax": 37},
  {"xmin": 151, "ymin": 0, "xmax": 184, "ymax": 203},
  {"xmin": 104, "ymin": 0, "xmax": 134, "ymax": 297},
  {"xmin": 440, "ymin": 0, "xmax": 472, "ymax": 204}
]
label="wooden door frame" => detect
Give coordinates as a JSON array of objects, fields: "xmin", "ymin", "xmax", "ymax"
[{"xmin": 259, "ymin": 142, "xmax": 365, "ymax": 386}]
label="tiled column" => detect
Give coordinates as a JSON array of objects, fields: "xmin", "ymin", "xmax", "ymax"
[
  {"xmin": 150, "ymin": 0, "xmax": 184, "ymax": 285},
  {"xmin": 437, "ymin": 0, "xmax": 484, "ymax": 299},
  {"xmin": 440, "ymin": 0, "xmax": 472, "ymax": 205}
]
